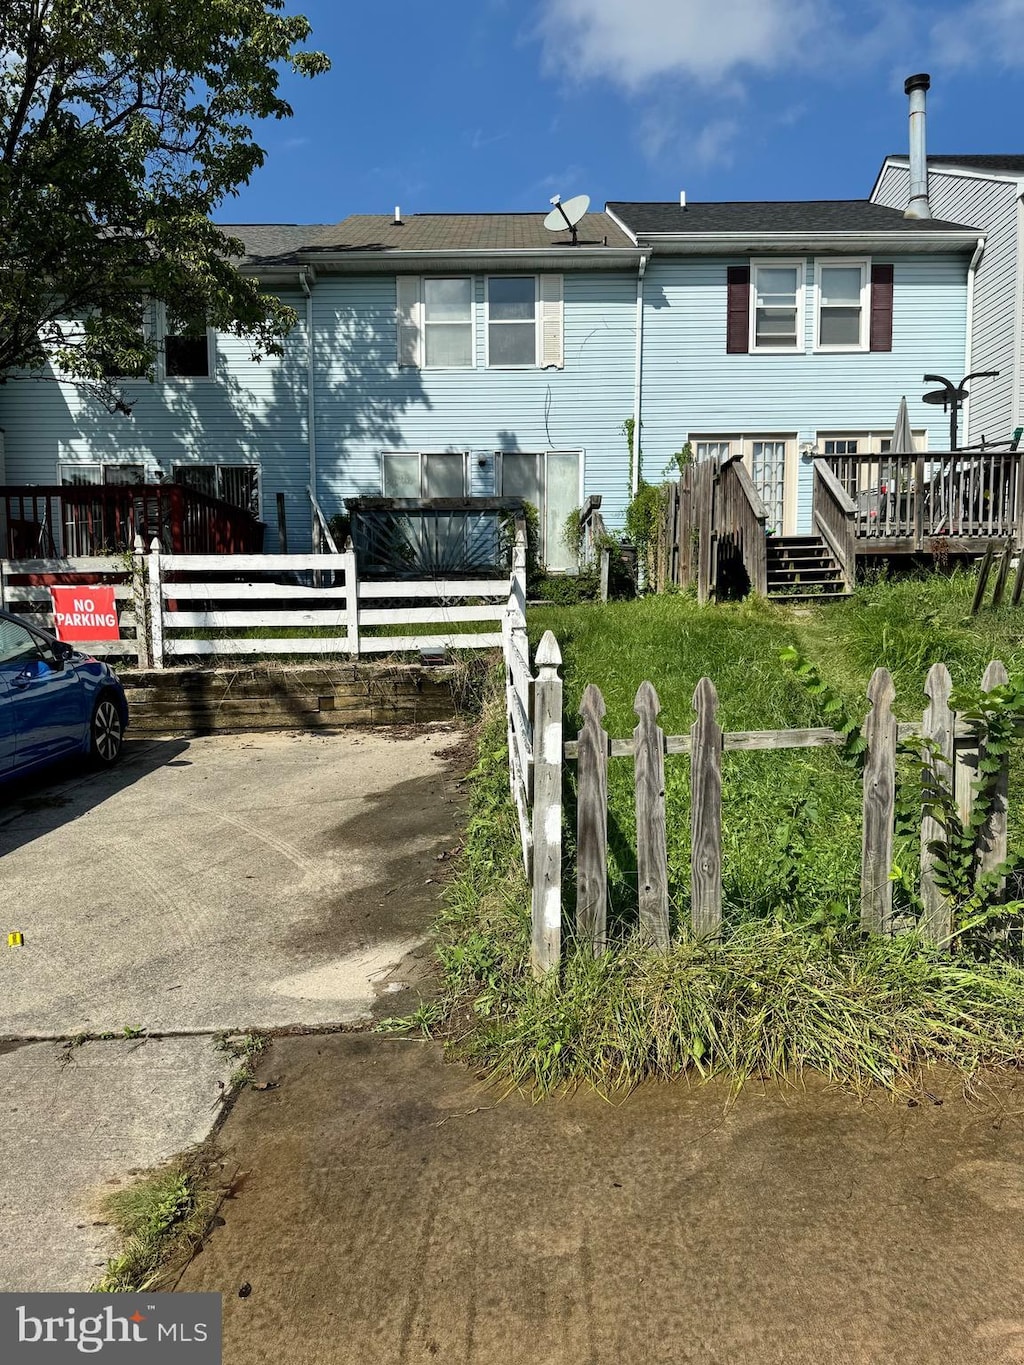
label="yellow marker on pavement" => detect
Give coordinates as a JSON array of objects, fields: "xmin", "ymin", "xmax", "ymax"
[{"xmin": 7, "ymin": 932, "xmax": 24, "ymax": 947}]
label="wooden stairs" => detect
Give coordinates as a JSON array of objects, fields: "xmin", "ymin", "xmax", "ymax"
[{"xmin": 767, "ymin": 535, "xmax": 849, "ymax": 602}]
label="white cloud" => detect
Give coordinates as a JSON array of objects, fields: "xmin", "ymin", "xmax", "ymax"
[
  {"xmin": 538, "ymin": 0, "xmax": 829, "ymax": 89},
  {"xmin": 691, "ymin": 117, "xmax": 741, "ymax": 167},
  {"xmin": 931, "ymin": 0, "xmax": 1024, "ymax": 68}
]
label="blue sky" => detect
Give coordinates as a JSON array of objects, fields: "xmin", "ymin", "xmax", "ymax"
[{"xmin": 227, "ymin": 0, "xmax": 1024, "ymax": 224}]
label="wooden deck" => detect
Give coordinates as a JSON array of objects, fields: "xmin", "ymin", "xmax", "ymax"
[
  {"xmin": 817, "ymin": 447, "xmax": 1024, "ymax": 558},
  {"xmin": 0, "ymin": 483, "xmax": 265, "ymax": 558}
]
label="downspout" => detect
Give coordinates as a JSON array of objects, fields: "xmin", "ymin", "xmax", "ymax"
[
  {"xmin": 631, "ymin": 252, "xmax": 649, "ymax": 496},
  {"xmin": 963, "ymin": 236, "xmax": 986, "ymax": 446},
  {"xmin": 299, "ymin": 266, "xmax": 318, "ymax": 546}
]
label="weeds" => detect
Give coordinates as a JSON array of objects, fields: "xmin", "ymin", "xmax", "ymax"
[
  {"xmin": 406, "ymin": 577, "xmax": 1024, "ymax": 1094},
  {"xmin": 213, "ymin": 1032, "xmax": 267, "ymax": 1090},
  {"xmin": 94, "ymin": 1153, "xmax": 220, "ymax": 1292}
]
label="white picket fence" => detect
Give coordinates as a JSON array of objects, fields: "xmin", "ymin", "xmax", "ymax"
[{"xmin": 1, "ymin": 534, "xmax": 522, "ymax": 667}]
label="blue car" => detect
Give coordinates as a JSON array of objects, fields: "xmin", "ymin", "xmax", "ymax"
[{"xmin": 0, "ymin": 609, "xmax": 129, "ymax": 781}]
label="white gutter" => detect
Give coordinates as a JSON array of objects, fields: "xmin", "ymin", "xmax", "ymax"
[
  {"xmin": 299, "ymin": 267, "xmax": 317, "ymax": 545},
  {"xmin": 631, "ymin": 253, "xmax": 649, "ymax": 496},
  {"xmin": 963, "ymin": 236, "xmax": 986, "ymax": 444}
]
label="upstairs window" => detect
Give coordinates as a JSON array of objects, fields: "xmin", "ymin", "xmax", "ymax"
[
  {"xmin": 751, "ymin": 261, "xmax": 803, "ymax": 351},
  {"xmin": 396, "ymin": 275, "xmax": 563, "ymax": 369},
  {"xmin": 487, "ymin": 277, "xmax": 537, "ymax": 366},
  {"xmin": 816, "ymin": 261, "xmax": 868, "ymax": 351},
  {"xmin": 164, "ymin": 310, "xmax": 213, "ymax": 378},
  {"xmin": 423, "ymin": 279, "xmax": 473, "ymax": 368}
]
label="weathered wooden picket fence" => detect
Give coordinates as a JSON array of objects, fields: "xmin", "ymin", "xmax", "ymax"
[
  {"xmin": 1, "ymin": 534, "xmax": 521, "ymax": 666},
  {"xmin": 512, "ymin": 629, "xmax": 1015, "ymax": 976}
]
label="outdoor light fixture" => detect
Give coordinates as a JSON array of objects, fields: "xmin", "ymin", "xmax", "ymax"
[{"xmin": 922, "ymin": 371, "xmax": 999, "ymax": 450}]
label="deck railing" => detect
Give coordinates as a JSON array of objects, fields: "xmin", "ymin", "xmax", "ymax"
[
  {"xmin": 822, "ymin": 448, "xmax": 1024, "ymax": 549},
  {"xmin": 0, "ymin": 484, "xmax": 264, "ymax": 558}
]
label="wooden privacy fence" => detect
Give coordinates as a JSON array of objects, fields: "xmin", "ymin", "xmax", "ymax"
[{"xmin": 521, "ymin": 629, "xmax": 1014, "ymax": 976}]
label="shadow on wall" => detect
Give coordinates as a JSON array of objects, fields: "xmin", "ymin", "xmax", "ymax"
[{"xmin": 2, "ymin": 295, "xmax": 432, "ymax": 552}]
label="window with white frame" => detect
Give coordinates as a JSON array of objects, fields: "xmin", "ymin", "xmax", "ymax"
[
  {"xmin": 751, "ymin": 261, "xmax": 803, "ymax": 351},
  {"xmin": 815, "ymin": 260, "xmax": 868, "ymax": 351},
  {"xmin": 60, "ymin": 462, "xmax": 145, "ymax": 486},
  {"xmin": 694, "ymin": 440, "xmax": 734, "ymax": 462},
  {"xmin": 487, "ymin": 277, "xmax": 537, "ymax": 366},
  {"xmin": 818, "ymin": 431, "xmax": 925, "ymax": 456},
  {"xmin": 422, "ymin": 279, "xmax": 474, "ymax": 368},
  {"xmin": 381, "ymin": 451, "xmax": 469, "ymax": 498},
  {"xmin": 164, "ymin": 308, "xmax": 213, "ymax": 378},
  {"xmin": 397, "ymin": 275, "xmax": 563, "ymax": 369},
  {"xmin": 174, "ymin": 464, "xmax": 260, "ymax": 516}
]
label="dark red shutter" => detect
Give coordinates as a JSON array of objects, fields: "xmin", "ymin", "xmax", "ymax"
[
  {"xmin": 726, "ymin": 266, "xmax": 750, "ymax": 353},
  {"xmin": 870, "ymin": 263, "xmax": 894, "ymax": 352}
]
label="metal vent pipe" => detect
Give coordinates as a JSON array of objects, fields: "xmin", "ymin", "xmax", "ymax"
[{"xmin": 905, "ymin": 73, "xmax": 932, "ymax": 220}]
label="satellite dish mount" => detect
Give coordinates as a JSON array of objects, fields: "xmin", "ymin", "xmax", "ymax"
[{"xmin": 543, "ymin": 193, "xmax": 590, "ymax": 246}]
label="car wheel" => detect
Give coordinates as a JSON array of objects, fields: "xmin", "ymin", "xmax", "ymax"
[{"xmin": 90, "ymin": 694, "xmax": 123, "ymax": 766}]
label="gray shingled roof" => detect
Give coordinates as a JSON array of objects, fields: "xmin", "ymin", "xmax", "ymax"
[
  {"xmin": 216, "ymin": 213, "xmax": 635, "ymax": 265},
  {"xmin": 607, "ymin": 199, "xmax": 976, "ymax": 235},
  {"xmin": 887, "ymin": 154, "xmax": 1024, "ymax": 176}
]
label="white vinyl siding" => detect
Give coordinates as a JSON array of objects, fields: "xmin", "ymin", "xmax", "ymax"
[{"xmin": 815, "ymin": 259, "xmax": 869, "ymax": 351}]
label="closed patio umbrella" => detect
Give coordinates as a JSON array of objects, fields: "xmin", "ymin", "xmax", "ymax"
[{"xmin": 891, "ymin": 395, "xmax": 913, "ymax": 454}]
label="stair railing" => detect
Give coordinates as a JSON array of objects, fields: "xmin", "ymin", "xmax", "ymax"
[
  {"xmin": 812, "ymin": 458, "xmax": 856, "ymax": 590},
  {"xmin": 714, "ymin": 455, "xmax": 768, "ymax": 598}
]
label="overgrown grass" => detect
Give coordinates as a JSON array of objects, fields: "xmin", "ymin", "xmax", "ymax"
[
  {"xmin": 404, "ymin": 570, "xmax": 1024, "ymax": 1094},
  {"xmin": 94, "ymin": 1152, "xmax": 221, "ymax": 1292}
]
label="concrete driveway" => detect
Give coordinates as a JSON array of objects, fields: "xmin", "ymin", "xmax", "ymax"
[
  {"xmin": 0, "ymin": 724, "xmax": 470, "ymax": 1292},
  {"xmin": 0, "ymin": 727, "xmax": 470, "ymax": 1036}
]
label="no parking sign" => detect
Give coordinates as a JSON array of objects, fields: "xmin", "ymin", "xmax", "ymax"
[{"xmin": 49, "ymin": 585, "xmax": 120, "ymax": 642}]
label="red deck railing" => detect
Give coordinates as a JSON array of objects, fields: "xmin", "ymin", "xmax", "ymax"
[{"xmin": 0, "ymin": 484, "xmax": 264, "ymax": 558}]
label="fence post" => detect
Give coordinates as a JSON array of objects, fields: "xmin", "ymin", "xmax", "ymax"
[
  {"xmin": 512, "ymin": 515, "xmax": 528, "ymax": 610},
  {"xmin": 147, "ymin": 536, "xmax": 164, "ymax": 669},
  {"xmin": 132, "ymin": 534, "xmax": 152, "ymax": 670},
  {"xmin": 978, "ymin": 659, "xmax": 1010, "ymax": 889},
  {"xmin": 634, "ymin": 681, "xmax": 669, "ymax": 948},
  {"xmin": 861, "ymin": 667, "xmax": 897, "ymax": 934},
  {"xmin": 531, "ymin": 631, "xmax": 563, "ymax": 977},
  {"xmin": 599, "ymin": 548, "xmax": 610, "ymax": 603},
  {"xmin": 343, "ymin": 537, "xmax": 360, "ymax": 658},
  {"xmin": 0, "ymin": 556, "xmax": 5, "ymax": 610},
  {"xmin": 920, "ymin": 662, "xmax": 954, "ymax": 946},
  {"xmin": 690, "ymin": 676, "xmax": 723, "ymax": 937},
  {"xmin": 576, "ymin": 683, "xmax": 609, "ymax": 956}
]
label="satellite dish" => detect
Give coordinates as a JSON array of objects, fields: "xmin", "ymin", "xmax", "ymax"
[
  {"xmin": 543, "ymin": 194, "xmax": 591, "ymax": 245},
  {"xmin": 923, "ymin": 388, "xmax": 968, "ymax": 406}
]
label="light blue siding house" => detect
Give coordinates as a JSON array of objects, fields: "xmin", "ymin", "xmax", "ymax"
[
  {"xmin": 606, "ymin": 199, "xmax": 976, "ymax": 537},
  {"xmin": 0, "ymin": 213, "xmax": 642, "ymax": 562}
]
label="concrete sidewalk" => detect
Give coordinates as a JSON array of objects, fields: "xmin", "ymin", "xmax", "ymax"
[
  {"xmin": 181, "ymin": 1036, "xmax": 1024, "ymax": 1365},
  {"xmin": 0, "ymin": 1036, "xmax": 235, "ymax": 1291}
]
